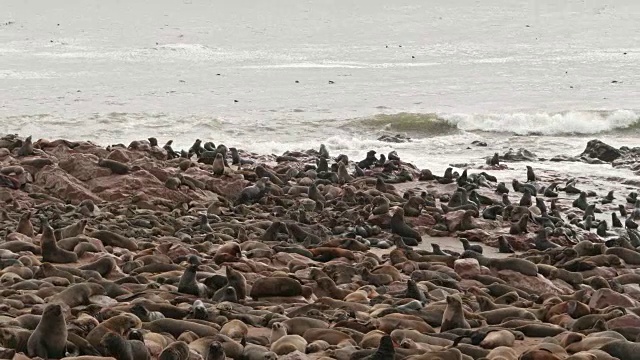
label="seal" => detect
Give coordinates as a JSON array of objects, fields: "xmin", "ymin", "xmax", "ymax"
[
  {"xmin": 441, "ymin": 295, "xmax": 470, "ymax": 332},
  {"xmin": 220, "ymin": 319, "xmax": 248, "ymax": 341},
  {"xmin": 26, "ymin": 303, "xmax": 67, "ymax": 359},
  {"xmin": 459, "ymin": 238, "xmax": 482, "ymax": 254},
  {"xmin": 178, "ymin": 264, "xmax": 208, "ymax": 297},
  {"xmin": 86, "ymin": 313, "xmax": 142, "ymax": 349},
  {"xmin": 159, "ymin": 341, "xmax": 191, "ymax": 360},
  {"xmin": 270, "ymin": 324, "xmax": 307, "ymax": 355},
  {"xmin": 497, "ymin": 236, "xmax": 515, "ymax": 253},
  {"xmin": 17, "ymin": 135, "xmax": 34, "ymax": 156},
  {"xmin": 98, "ymin": 158, "xmax": 130, "ymax": 175},
  {"xmin": 390, "ymin": 208, "xmax": 421, "ymax": 242},
  {"xmin": 212, "ymin": 153, "xmax": 225, "ymax": 176},
  {"xmin": 250, "ymin": 277, "xmax": 303, "ymax": 299},
  {"xmin": 40, "ymin": 217, "xmax": 78, "ymax": 264},
  {"xmin": 16, "ymin": 212, "xmax": 34, "ymax": 237},
  {"xmin": 101, "ymin": 332, "xmax": 150, "ymax": 360}
]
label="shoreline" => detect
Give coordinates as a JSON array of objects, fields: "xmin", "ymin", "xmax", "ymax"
[{"xmin": 0, "ymin": 134, "xmax": 638, "ymax": 359}]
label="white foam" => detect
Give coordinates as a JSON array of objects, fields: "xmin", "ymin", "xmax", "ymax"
[{"xmin": 442, "ymin": 110, "xmax": 639, "ymax": 135}]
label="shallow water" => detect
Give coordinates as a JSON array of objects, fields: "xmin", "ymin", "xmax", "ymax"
[{"xmin": 1, "ymin": 0, "xmax": 639, "ymax": 184}]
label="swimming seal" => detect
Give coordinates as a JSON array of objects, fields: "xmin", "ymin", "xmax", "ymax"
[{"xmin": 26, "ymin": 303, "xmax": 67, "ymax": 359}]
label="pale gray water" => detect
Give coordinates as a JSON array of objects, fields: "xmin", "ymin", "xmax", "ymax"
[{"xmin": 1, "ymin": 0, "xmax": 639, "ymax": 182}]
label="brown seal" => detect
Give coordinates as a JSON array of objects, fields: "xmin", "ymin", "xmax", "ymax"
[
  {"xmin": 49, "ymin": 283, "xmax": 105, "ymax": 308},
  {"xmin": 441, "ymin": 295, "xmax": 470, "ymax": 332},
  {"xmin": 225, "ymin": 266, "xmax": 247, "ymax": 301},
  {"xmin": 270, "ymin": 324, "xmax": 307, "ymax": 356},
  {"xmin": 250, "ymin": 277, "xmax": 303, "ymax": 299},
  {"xmin": 26, "ymin": 303, "xmax": 67, "ymax": 359},
  {"xmin": 101, "ymin": 332, "xmax": 150, "ymax": 360},
  {"xmin": 212, "ymin": 153, "xmax": 225, "ymax": 176},
  {"xmin": 159, "ymin": 341, "xmax": 191, "ymax": 360},
  {"xmin": 40, "ymin": 217, "xmax": 78, "ymax": 264},
  {"xmin": 16, "ymin": 212, "xmax": 34, "ymax": 237},
  {"xmin": 57, "ymin": 219, "xmax": 88, "ymax": 239},
  {"xmin": 220, "ymin": 319, "xmax": 248, "ymax": 341},
  {"xmin": 86, "ymin": 313, "xmax": 142, "ymax": 349},
  {"xmin": 17, "ymin": 135, "xmax": 34, "ymax": 156},
  {"xmin": 390, "ymin": 208, "xmax": 421, "ymax": 241},
  {"xmin": 89, "ymin": 230, "xmax": 138, "ymax": 251},
  {"xmin": 213, "ymin": 242, "xmax": 241, "ymax": 265}
]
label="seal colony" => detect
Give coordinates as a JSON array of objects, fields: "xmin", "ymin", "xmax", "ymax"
[{"xmin": 0, "ymin": 134, "xmax": 639, "ymax": 360}]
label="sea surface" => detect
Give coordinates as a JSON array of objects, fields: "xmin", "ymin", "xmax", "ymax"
[{"xmin": 1, "ymin": 0, "xmax": 639, "ymax": 186}]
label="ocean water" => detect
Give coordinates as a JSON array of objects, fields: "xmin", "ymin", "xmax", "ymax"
[{"xmin": 1, "ymin": 0, "xmax": 639, "ymax": 184}]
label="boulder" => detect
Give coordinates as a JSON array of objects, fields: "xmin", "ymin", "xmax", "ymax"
[
  {"xmin": 588, "ymin": 288, "xmax": 639, "ymax": 309},
  {"xmin": 580, "ymin": 139, "xmax": 622, "ymax": 162},
  {"xmin": 496, "ymin": 270, "xmax": 571, "ymax": 295},
  {"xmin": 34, "ymin": 165, "xmax": 101, "ymax": 204},
  {"xmin": 454, "ymin": 258, "xmax": 481, "ymax": 279}
]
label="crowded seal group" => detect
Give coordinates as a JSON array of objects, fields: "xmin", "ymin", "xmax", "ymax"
[{"xmin": 0, "ymin": 134, "xmax": 638, "ymax": 360}]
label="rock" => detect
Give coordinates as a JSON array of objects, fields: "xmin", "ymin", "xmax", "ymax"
[
  {"xmin": 454, "ymin": 258, "xmax": 481, "ymax": 279},
  {"xmin": 502, "ymin": 148, "xmax": 537, "ymax": 162},
  {"xmin": 606, "ymin": 314, "xmax": 640, "ymax": 329},
  {"xmin": 444, "ymin": 210, "xmax": 467, "ymax": 232},
  {"xmin": 406, "ymin": 214, "xmax": 436, "ymax": 227},
  {"xmin": 496, "ymin": 270, "xmax": 571, "ymax": 295},
  {"xmin": 58, "ymin": 153, "xmax": 110, "ymax": 181},
  {"xmin": 367, "ymin": 214, "xmax": 392, "ymax": 228},
  {"xmin": 580, "ymin": 139, "xmax": 622, "ymax": 162},
  {"xmin": 34, "ymin": 165, "xmax": 102, "ymax": 204},
  {"xmin": 106, "ymin": 148, "xmax": 131, "ymax": 163},
  {"xmin": 588, "ymin": 288, "xmax": 639, "ymax": 309}
]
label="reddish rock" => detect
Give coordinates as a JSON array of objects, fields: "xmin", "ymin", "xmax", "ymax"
[
  {"xmin": 367, "ymin": 214, "xmax": 392, "ymax": 228},
  {"xmin": 106, "ymin": 148, "xmax": 131, "ymax": 163},
  {"xmin": 606, "ymin": 314, "xmax": 640, "ymax": 329},
  {"xmin": 444, "ymin": 210, "xmax": 467, "ymax": 232},
  {"xmin": 88, "ymin": 170, "xmax": 196, "ymax": 203},
  {"xmin": 58, "ymin": 153, "xmax": 110, "ymax": 181},
  {"xmin": 588, "ymin": 288, "xmax": 639, "ymax": 309},
  {"xmin": 454, "ymin": 258, "xmax": 481, "ymax": 279},
  {"xmin": 457, "ymin": 229, "xmax": 491, "ymax": 244},
  {"xmin": 406, "ymin": 214, "xmax": 436, "ymax": 227},
  {"xmin": 34, "ymin": 165, "xmax": 101, "ymax": 205},
  {"xmin": 496, "ymin": 270, "xmax": 572, "ymax": 295}
]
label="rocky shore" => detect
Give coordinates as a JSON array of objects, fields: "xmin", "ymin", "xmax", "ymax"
[{"xmin": 0, "ymin": 134, "xmax": 639, "ymax": 360}]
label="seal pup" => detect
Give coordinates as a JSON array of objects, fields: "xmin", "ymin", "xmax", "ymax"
[
  {"xmin": 441, "ymin": 295, "xmax": 470, "ymax": 332},
  {"xmin": 26, "ymin": 303, "xmax": 67, "ymax": 359},
  {"xmin": 40, "ymin": 216, "xmax": 78, "ymax": 264}
]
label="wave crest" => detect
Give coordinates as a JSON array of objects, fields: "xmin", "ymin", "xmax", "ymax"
[{"xmin": 351, "ymin": 110, "xmax": 640, "ymax": 136}]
